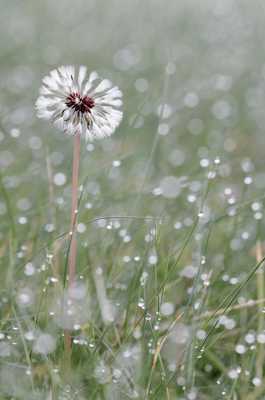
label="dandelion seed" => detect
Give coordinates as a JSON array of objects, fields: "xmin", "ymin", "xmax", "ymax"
[{"xmin": 36, "ymin": 65, "xmax": 123, "ymax": 140}]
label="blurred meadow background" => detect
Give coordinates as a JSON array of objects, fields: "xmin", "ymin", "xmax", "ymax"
[{"xmin": 1, "ymin": 0, "xmax": 265, "ymax": 399}]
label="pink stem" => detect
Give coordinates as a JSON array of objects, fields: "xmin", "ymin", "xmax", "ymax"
[
  {"xmin": 68, "ymin": 132, "xmax": 81, "ymax": 287},
  {"xmin": 64, "ymin": 133, "xmax": 81, "ymax": 355}
]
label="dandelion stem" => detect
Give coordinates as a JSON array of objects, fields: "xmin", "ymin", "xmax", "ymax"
[
  {"xmin": 69, "ymin": 132, "xmax": 81, "ymax": 287},
  {"xmin": 64, "ymin": 132, "xmax": 81, "ymax": 356}
]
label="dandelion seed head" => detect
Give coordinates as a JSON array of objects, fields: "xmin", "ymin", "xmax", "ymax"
[{"xmin": 36, "ymin": 65, "xmax": 123, "ymax": 140}]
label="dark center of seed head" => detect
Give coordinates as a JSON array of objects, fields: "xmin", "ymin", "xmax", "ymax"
[{"xmin": 66, "ymin": 92, "xmax": 95, "ymax": 114}]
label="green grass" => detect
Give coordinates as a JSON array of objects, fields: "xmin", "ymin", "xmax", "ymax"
[{"xmin": 1, "ymin": 1, "xmax": 265, "ymax": 399}]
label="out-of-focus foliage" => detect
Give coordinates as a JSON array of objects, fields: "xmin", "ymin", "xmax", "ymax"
[{"xmin": 1, "ymin": 1, "xmax": 265, "ymax": 399}]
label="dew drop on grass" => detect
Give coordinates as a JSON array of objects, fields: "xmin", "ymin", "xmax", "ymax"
[
  {"xmin": 0, "ymin": 342, "xmax": 11, "ymax": 357},
  {"xmin": 252, "ymin": 377, "xmax": 262, "ymax": 387},
  {"xmin": 94, "ymin": 361, "xmax": 111, "ymax": 384},
  {"xmin": 161, "ymin": 302, "xmax": 174, "ymax": 316},
  {"xmin": 53, "ymin": 172, "xmax": 66, "ymax": 186},
  {"xmin": 235, "ymin": 344, "xmax": 246, "ymax": 354},
  {"xmin": 145, "ymin": 313, "xmax": 152, "ymax": 321},
  {"xmin": 160, "ymin": 176, "xmax": 182, "ymax": 199},
  {"xmin": 245, "ymin": 332, "xmax": 256, "ymax": 344},
  {"xmin": 17, "ymin": 287, "xmax": 34, "ymax": 307},
  {"xmin": 228, "ymin": 368, "xmax": 239, "ymax": 380},
  {"xmin": 33, "ymin": 333, "xmax": 56, "ymax": 355},
  {"xmin": 24, "ymin": 262, "xmax": 35, "ymax": 276},
  {"xmin": 138, "ymin": 298, "xmax": 145, "ymax": 310}
]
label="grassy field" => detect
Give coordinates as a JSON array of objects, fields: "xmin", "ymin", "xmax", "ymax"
[{"xmin": 1, "ymin": 1, "xmax": 265, "ymax": 399}]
